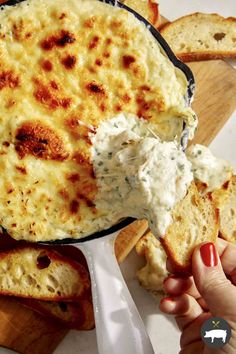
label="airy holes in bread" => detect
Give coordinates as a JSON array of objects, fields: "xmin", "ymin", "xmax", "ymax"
[
  {"xmin": 1, "ymin": 262, "xmax": 10, "ymax": 272},
  {"xmin": 47, "ymin": 285, "xmax": 55, "ymax": 293},
  {"xmin": 47, "ymin": 274, "xmax": 59, "ymax": 288},
  {"xmin": 36, "ymin": 253, "xmax": 51, "ymax": 269},
  {"xmin": 14, "ymin": 265, "xmax": 25, "ymax": 278},
  {"xmin": 198, "ymin": 40, "xmax": 204, "ymax": 45},
  {"xmin": 213, "ymin": 32, "xmax": 226, "ymax": 41},
  {"xmin": 26, "ymin": 275, "xmax": 36, "ymax": 286}
]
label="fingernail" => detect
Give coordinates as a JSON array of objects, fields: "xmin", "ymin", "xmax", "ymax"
[
  {"xmin": 200, "ymin": 242, "xmax": 218, "ymax": 267},
  {"xmin": 160, "ymin": 297, "xmax": 174, "ymax": 304}
]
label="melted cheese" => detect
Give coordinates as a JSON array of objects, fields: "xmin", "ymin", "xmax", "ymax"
[
  {"xmin": 186, "ymin": 144, "xmax": 233, "ymax": 191},
  {"xmin": 0, "ymin": 0, "xmax": 195, "ymax": 241},
  {"xmin": 137, "ymin": 233, "xmax": 168, "ymax": 291},
  {"xmin": 91, "ymin": 114, "xmax": 193, "ymax": 237}
]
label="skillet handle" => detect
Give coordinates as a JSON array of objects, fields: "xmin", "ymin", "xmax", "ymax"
[{"xmin": 77, "ymin": 232, "xmax": 154, "ymax": 354}]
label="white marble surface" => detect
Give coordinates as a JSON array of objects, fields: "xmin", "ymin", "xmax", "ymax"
[{"xmin": 1, "ymin": 1, "xmax": 235, "ymax": 354}]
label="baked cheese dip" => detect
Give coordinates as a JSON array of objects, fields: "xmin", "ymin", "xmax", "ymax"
[
  {"xmin": 0, "ymin": 0, "xmax": 197, "ymax": 241},
  {"xmin": 91, "ymin": 115, "xmax": 233, "ymax": 237},
  {"xmin": 91, "ymin": 114, "xmax": 193, "ymax": 237},
  {"xmin": 186, "ymin": 144, "xmax": 233, "ymax": 192}
]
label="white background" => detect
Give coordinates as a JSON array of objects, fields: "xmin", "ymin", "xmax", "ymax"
[{"xmin": 0, "ymin": 1, "xmax": 235, "ymax": 354}]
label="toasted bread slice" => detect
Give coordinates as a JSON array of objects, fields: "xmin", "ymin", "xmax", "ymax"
[
  {"xmin": 136, "ymin": 231, "xmax": 168, "ymax": 291},
  {"xmin": 115, "ymin": 220, "xmax": 148, "ymax": 263},
  {"xmin": 19, "ymin": 297, "xmax": 95, "ymax": 330},
  {"xmin": 121, "ymin": 0, "xmax": 160, "ymax": 28},
  {"xmin": 0, "ymin": 246, "xmax": 90, "ymax": 300},
  {"xmin": 218, "ymin": 176, "xmax": 236, "ymax": 243},
  {"xmin": 160, "ymin": 13, "xmax": 236, "ymax": 62},
  {"xmin": 161, "ymin": 182, "xmax": 219, "ymax": 274}
]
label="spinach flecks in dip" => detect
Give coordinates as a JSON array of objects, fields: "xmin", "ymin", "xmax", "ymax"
[
  {"xmin": 186, "ymin": 144, "xmax": 233, "ymax": 192},
  {"xmin": 91, "ymin": 114, "xmax": 193, "ymax": 237}
]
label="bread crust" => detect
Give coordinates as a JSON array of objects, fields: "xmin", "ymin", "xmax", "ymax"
[
  {"xmin": 218, "ymin": 175, "xmax": 236, "ymax": 243},
  {"xmin": 177, "ymin": 52, "xmax": 236, "ymax": 62},
  {"xmin": 19, "ymin": 297, "xmax": 95, "ymax": 330},
  {"xmin": 160, "ymin": 12, "xmax": 236, "ymax": 62},
  {"xmin": 160, "ymin": 13, "xmax": 236, "ymax": 34},
  {"xmin": 160, "ymin": 183, "xmax": 219, "ymax": 275},
  {"xmin": 0, "ymin": 246, "xmax": 90, "ymax": 301}
]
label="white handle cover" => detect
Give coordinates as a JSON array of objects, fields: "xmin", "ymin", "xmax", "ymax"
[{"xmin": 77, "ymin": 232, "xmax": 154, "ymax": 354}]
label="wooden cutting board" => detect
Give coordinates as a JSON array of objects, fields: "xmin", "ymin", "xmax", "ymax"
[
  {"xmin": 190, "ymin": 60, "xmax": 236, "ymax": 146},
  {"xmin": 0, "ymin": 57, "xmax": 235, "ymax": 354}
]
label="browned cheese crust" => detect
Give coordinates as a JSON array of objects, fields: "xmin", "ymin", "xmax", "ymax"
[{"xmin": 0, "ymin": 0, "xmax": 192, "ymax": 241}]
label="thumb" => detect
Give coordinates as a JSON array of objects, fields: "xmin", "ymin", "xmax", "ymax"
[{"xmin": 192, "ymin": 242, "xmax": 236, "ymax": 318}]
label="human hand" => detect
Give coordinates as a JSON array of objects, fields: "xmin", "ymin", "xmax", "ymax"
[{"xmin": 159, "ymin": 238, "xmax": 236, "ymax": 354}]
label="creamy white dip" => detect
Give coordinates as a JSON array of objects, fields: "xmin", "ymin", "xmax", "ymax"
[
  {"xmin": 91, "ymin": 114, "xmax": 193, "ymax": 237},
  {"xmin": 186, "ymin": 144, "xmax": 233, "ymax": 191}
]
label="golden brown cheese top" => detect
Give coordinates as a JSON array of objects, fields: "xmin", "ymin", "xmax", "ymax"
[{"xmin": 0, "ymin": 0, "xmax": 192, "ymax": 241}]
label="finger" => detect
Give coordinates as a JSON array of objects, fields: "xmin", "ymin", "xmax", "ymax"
[
  {"xmin": 180, "ymin": 312, "xmax": 212, "ymax": 348},
  {"xmin": 159, "ymin": 294, "xmax": 203, "ymax": 331},
  {"xmin": 179, "ymin": 340, "xmax": 204, "ymax": 354},
  {"xmin": 163, "ymin": 275, "xmax": 208, "ymax": 311},
  {"xmin": 192, "ymin": 242, "xmax": 236, "ymax": 319},
  {"xmin": 163, "ymin": 275, "xmax": 201, "ymax": 299},
  {"xmin": 217, "ymin": 238, "xmax": 236, "ymax": 284}
]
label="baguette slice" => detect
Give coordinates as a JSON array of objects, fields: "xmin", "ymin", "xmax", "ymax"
[
  {"xmin": 136, "ymin": 231, "xmax": 168, "ymax": 291},
  {"xmin": 160, "ymin": 13, "xmax": 236, "ymax": 62},
  {"xmin": 121, "ymin": 0, "xmax": 160, "ymax": 29},
  {"xmin": 161, "ymin": 182, "xmax": 219, "ymax": 274},
  {"xmin": 0, "ymin": 246, "xmax": 90, "ymax": 300},
  {"xmin": 115, "ymin": 219, "xmax": 148, "ymax": 263},
  {"xmin": 218, "ymin": 176, "xmax": 236, "ymax": 243},
  {"xmin": 19, "ymin": 297, "xmax": 95, "ymax": 330}
]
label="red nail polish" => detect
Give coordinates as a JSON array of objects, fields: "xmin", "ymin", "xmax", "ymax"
[{"xmin": 200, "ymin": 242, "xmax": 218, "ymax": 267}]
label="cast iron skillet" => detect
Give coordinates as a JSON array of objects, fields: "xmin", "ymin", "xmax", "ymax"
[
  {"xmin": 1, "ymin": 0, "xmax": 194, "ymax": 240},
  {"xmin": 1, "ymin": 0, "xmax": 195, "ymax": 245},
  {"xmin": 1, "ymin": 1, "xmax": 195, "ymax": 353}
]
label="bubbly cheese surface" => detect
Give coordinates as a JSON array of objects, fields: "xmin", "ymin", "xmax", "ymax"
[
  {"xmin": 0, "ymin": 0, "xmax": 195, "ymax": 241},
  {"xmin": 91, "ymin": 114, "xmax": 193, "ymax": 237}
]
